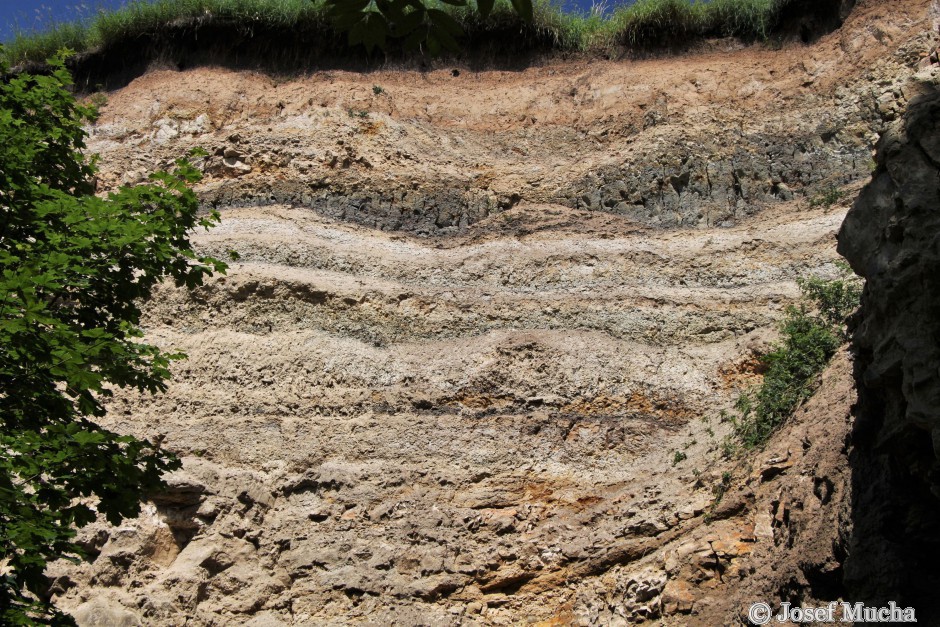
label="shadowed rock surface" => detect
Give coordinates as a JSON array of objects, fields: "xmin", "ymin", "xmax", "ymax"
[{"xmin": 838, "ymin": 72, "xmax": 940, "ymax": 621}]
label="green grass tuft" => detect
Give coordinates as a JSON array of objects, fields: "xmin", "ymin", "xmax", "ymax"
[
  {"xmin": 614, "ymin": 0, "xmax": 702, "ymax": 48},
  {"xmin": 701, "ymin": 0, "xmax": 777, "ymax": 39},
  {"xmin": 808, "ymin": 186, "xmax": 847, "ymax": 208},
  {"xmin": 611, "ymin": 0, "xmax": 785, "ymax": 48}
]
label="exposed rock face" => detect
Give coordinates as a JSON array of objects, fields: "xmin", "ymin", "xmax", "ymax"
[
  {"xmin": 45, "ymin": 0, "xmax": 940, "ymax": 624},
  {"xmin": 661, "ymin": 350, "xmax": 859, "ymax": 623},
  {"xmin": 837, "ymin": 66, "xmax": 940, "ymax": 619},
  {"xmin": 50, "ymin": 201, "xmax": 819, "ymax": 625},
  {"xmin": 85, "ymin": 0, "xmax": 928, "ymax": 238}
]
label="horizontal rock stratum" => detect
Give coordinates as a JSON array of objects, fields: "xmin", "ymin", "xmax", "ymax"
[{"xmin": 49, "ymin": 0, "xmax": 940, "ymax": 624}]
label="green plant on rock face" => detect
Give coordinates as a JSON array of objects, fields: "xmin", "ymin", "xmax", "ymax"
[
  {"xmin": 372, "ymin": 84, "xmax": 385, "ymax": 95},
  {"xmin": 714, "ymin": 471, "xmax": 732, "ymax": 502},
  {"xmin": 720, "ymin": 435, "xmax": 737, "ymax": 458},
  {"xmin": 797, "ymin": 263, "xmax": 863, "ymax": 336},
  {"xmin": 704, "ymin": 471, "xmax": 733, "ymax": 523},
  {"xmin": 672, "ymin": 450, "xmax": 688, "ymax": 466},
  {"xmin": 0, "ymin": 49, "xmax": 230, "ymax": 625},
  {"xmin": 809, "ymin": 186, "xmax": 847, "ymax": 208},
  {"xmin": 88, "ymin": 91, "xmax": 108, "ymax": 111},
  {"xmin": 729, "ymin": 265, "xmax": 861, "ymax": 449}
]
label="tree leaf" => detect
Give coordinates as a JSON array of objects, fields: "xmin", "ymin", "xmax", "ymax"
[
  {"xmin": 0, "ymin": 51, "xmax": 224, "ymax": 624},
  {"xmin": 427, "ymin": 8, "xmax": 464, "ymax": 38}
]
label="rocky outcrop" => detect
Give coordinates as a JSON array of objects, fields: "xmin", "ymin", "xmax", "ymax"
[
  {"xmin": 837, "ymin": 65, "xmax": 940, "ymax": 620},
  {"xmin": 85, "ymin": 0, "xmax": 933, "ymax": 237},
  {"xmin": 175, "ymin": 114, "xmax": 877, "ymax": 232}
]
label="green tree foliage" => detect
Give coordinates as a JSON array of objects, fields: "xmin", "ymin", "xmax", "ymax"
[
  {"xmin": 730, "ymin": 265, "xmax": 862, "ymax": 449},
  {"xmin": 325, "ymin": 0, "xmax": 534, "ymax": 54},
  {"xmin": 0, "ymin": 50, "xmax": 228, "ymax": 624}
]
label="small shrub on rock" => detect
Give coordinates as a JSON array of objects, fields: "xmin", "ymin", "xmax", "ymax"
[{"xmin": 731, "ymin": 265, "xmax": 861, "ymax": 448}]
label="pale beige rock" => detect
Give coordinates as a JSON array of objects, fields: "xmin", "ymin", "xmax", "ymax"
[{"xmin": 71, "ymin": 600, "xmax": 142, "ymax": 627}]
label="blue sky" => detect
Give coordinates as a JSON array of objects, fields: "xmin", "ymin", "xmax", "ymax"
[
  {"xmin": 1, "ymin": 1, "xmax": 131, "ymax": 42},
  {"xmin": 0, "ymin": 0, "xmax": 620, "ymax": 44}
]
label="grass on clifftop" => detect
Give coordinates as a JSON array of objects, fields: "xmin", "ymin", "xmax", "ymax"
[{"xmin": 2, "ymin": 0, "xmax": 818, "ymax": 67}]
